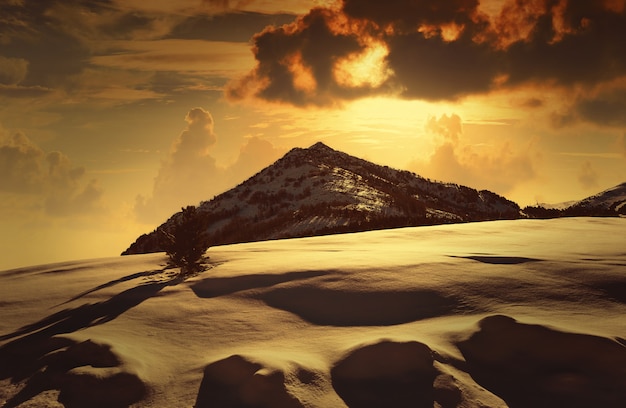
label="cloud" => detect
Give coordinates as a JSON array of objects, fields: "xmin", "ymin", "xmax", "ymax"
[
  {"xmin": 41, "ymin": 1, "xmax": 178, "ymax": 43},
  {"xmin": 0, "ymin": 132, "xmax": 46, "ymax": 194},
  {"xmin": 45, "ymin": 179, "xmax": 105, "ymax": 217},
  {"xmin": 617, "ymin": 133, "xmax": 626, "ymax": 158},
  {"xmin": 0, "ymin": 84, "xmax": 53, "ymax": 98},
  {"xmin": 167, "ymin": 11, "xmax": 297, "ymax": 42},
  {"xmin": 547, "ymin": 81, "xmax": 626, "ymax": 128},
  {"xmin": 578, "ymin": 160, "xmax": 599, "ymax": 189},
  {"xmin": 134, "ymin": 108, "xmax": 284, "ymax": 224},
  {"xmin": 90, "ymin": 39, "xmax": 254, "ymax": 75},
  {"xmin": 112, "ymin": 0, "xmax": 317, "ymax": 16},
  {"xmin": 226, "ymin": 7, "xmax": 377, "ymax": 106},
  {"xmin": 409, "ymin": 113, "xmax": 538, "ymax": 194},
  {"xmin": 0, "ymin": 1, "xmax": 260, "ymax": 105},
  {"xmin": 135, "ymin": 108, "xmax": 221, "ymax": 223},
  {"xmin": 0, "ymin": 56, "xmax": 54, "ymax": 98},
  {"xmin": 228, "ymin": 136, "xmax": 284, "ymax": 179},
  {"xmin": 426, "ymin": 113, "xmax": 463, "ymax": 143},
  {"xmin": 573, "ymin": 88, "xmax": 626, "ymax": 127},
  {"xmin": 0, "ymin": 56, "xmax": 28, "ymax": 85},
  {"xmin": 171, "ymin": 107, "xmax": 217, "ymax": 165},
  {"xmin": 0, "ymin": 130, "xmax": 104, "ymax": 216},
  {"xmin": 228, "ymin": 0, "xmax": 626, "ymax": 106},
  {"xmin": 514, "ymin": 97, "xmax": 544, "ymax": 109}
]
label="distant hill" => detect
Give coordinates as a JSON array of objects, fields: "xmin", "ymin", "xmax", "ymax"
[
  {"xmin": 123, "ymin": 142, "xmax": 521, "ymax": 255},
  {"xmin": 569, "ymin": 182, "xmax": 626, "ymax": 214},
  {"xmin": 524, "ymin": 182, "xmax": 626, "ymax": 218}
]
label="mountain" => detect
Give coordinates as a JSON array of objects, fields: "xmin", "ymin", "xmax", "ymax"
[
  {"xmin": 525, "ymin": 182, "xmax": 626, "ymax": 218},
  {"xmin": 123, "ymin": 142, "xmax": 520, "ymax": 255},
  {"xmin": 567, "ymin": 182, "xmax": 626, "ymax": 215}
]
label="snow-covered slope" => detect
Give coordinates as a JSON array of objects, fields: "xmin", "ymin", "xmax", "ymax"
[
  {"xmin": 2, "ymin": 218, "xmax": 625, "ymax": 407},
  {"xmin": 124, "ymin": 142, "xmax": 520, "ymax": 255},
  {"xmin": 568, "ymin": 182, "xmax": 626, "ymax": 215}
]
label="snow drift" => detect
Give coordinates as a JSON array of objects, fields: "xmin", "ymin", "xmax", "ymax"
[{"xmin": 1, "ymin": 218, "xmax": 626, "ymax": 407}]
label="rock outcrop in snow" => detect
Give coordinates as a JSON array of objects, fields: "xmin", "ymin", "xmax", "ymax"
[{"xmin": 124, "ymin": 142, "xmax": 520, "ymax": 255}]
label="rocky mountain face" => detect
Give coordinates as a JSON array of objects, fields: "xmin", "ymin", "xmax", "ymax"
[{"xmin": 123, "ymin": 142, "xmax": 521, "ymax": 255}]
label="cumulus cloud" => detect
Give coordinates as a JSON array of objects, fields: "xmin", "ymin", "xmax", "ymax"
[
  {"xmin": 409, "ymin": 113, "xmax": 538, "ymax": 194},
  {"xmin": 228, "ymin": 136, "xmax": 284, "ymax": 178},
  {"xmin": 0, "ymin": 130, "xmax": 104, "ymax": 216},
  {"xmin": 426, "ymin": 113, "xmax": 463, "ymax": 143},
  {"xmin": 0, "ymin": 132, "xmax": 46, "ymax": 193},
  {"xmin": 135, "ymin": 107, "xmax": 220, "ymax": 223},
  {"xmin": 134, "ymin": 108, "xmax": 284, "ymax": 224},
  {"xmin": 228, "ymin": 0, "xmax": 626, "ymax": 107},
  {"xmin": 578, "ymin": 160, "xmax": 599, "ymax": 189},
  {"xmin": 45, "ymin": 179, "xmax": 104, "ymax": 217}
]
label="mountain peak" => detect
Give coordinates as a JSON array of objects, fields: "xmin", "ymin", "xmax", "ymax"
[
  {"xmin": 123, "ymin": 144, "xmax": 522, "ymax": 256},
  {"xmin": 308, "ymin": 141, "xmax": 333, "ymax": 151}
]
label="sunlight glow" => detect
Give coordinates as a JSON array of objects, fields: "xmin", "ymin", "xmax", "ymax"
[
  {"xmin": 286, "ymin": 53, "xmax": 317, "ymax": 94},
  {"xmin": 418, "ymin": 23, "xmax": 465, "ymax": 42},
  {"xmin": 334, "ymin": 42, "xmax": 391, "ymax": 88}
]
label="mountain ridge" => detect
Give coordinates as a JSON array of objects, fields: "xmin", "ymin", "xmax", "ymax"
[
  {"xmin": 123, "ymin": 142, "xmax": 521, "ymax": 255},
  {"xmin": 524, "ymin": 181, "xmax": 626, "ymax": 218}
]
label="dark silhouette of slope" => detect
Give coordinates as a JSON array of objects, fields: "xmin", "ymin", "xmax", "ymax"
[
  {"xmin": 458, "ymin": 315, "xmax": 626, "ymax": 408},
  {"xmin": 0, "ymin": 269, "xmax": 179, "ymax": 407}
]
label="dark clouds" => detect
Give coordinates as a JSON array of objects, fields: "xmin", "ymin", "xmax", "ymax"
[
  {"xmin": 228, "ymin": 0, "xmax": 626, "ymax": 111},
  {"xmin": 0, "ymin": 56, "xmax": 28, "ymax": 85},
  {"xmin": 0, "ymin": 0, "xmax": 298, "ymax": 104},
  {"xmin": 387, "ymin": 32, "xmax": 499, "ymax": 100},
  {"xmin": 549, "ymin": 86, "xmax": 626, "ymax": 128},
  {"xmin": 228, "ymin": 7, "xmax": 370, "ymax": 106},
  {"xmin": 574, "ymin": 88, "xmax": 626, "ymax": 127},
  {"xmin": 342, "ymin": 0, "xmax": 482, "ymax": 28},
  {"xmin": 502, "ymin": 1, "xmax": 626, "ymax": 86},
  {"xmin": 167, "ymin": 11, "xmax": 296, "ymax": 42}
]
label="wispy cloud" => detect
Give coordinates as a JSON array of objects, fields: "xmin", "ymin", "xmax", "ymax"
[
  {"xmin": 578, "ymin": 161, "xmax": 599, "ymax": 189},
  {"xmin": 90, "ymin": 40, "xmax": 254, "ymax": 75}
]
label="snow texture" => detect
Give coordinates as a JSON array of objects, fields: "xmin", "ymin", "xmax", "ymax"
[{"xmin": 1, "ymin": 218, "xmax": 626, "ymax": 407}]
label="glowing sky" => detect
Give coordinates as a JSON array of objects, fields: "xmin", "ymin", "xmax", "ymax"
[{"xmin": 1, "ymin": 0, "xmax": 625, "ymax": 269}]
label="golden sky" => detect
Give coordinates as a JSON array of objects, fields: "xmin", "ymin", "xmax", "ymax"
[{"xmin": 1, "ymin": 0, "xmax": 625, "ymax": 269}]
